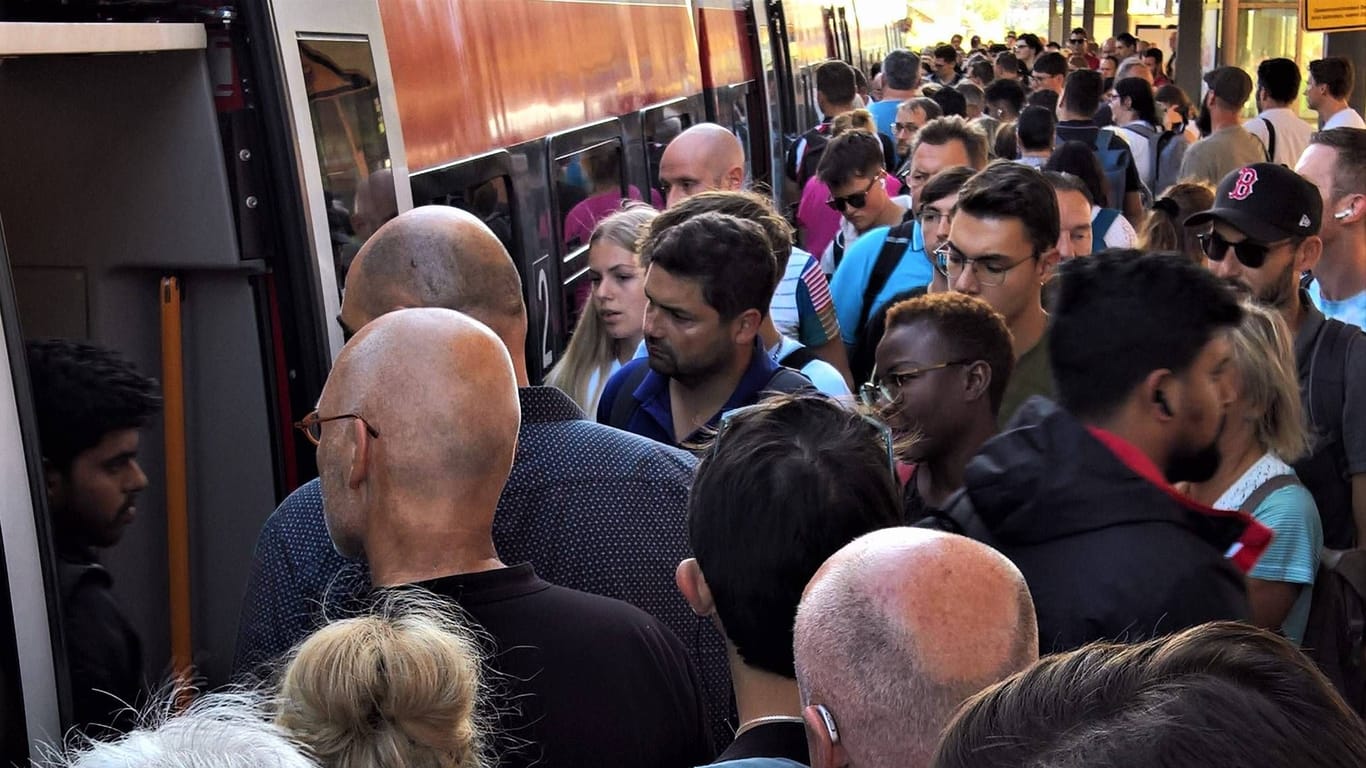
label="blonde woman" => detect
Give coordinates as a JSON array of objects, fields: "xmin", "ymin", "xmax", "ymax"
[
  {"xmin": 1183, "ymin": 302, "xmax": 1322, "ymax": 645},
  {"xmin": 275, "ymin": 592, "xmax": 484, "ymax": 768},
  {"xmin": 545, "ymin": 205, "xmax": 656, "ymax": 414}
]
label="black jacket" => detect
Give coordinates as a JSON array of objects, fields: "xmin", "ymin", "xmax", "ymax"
[{"xmin": 929, "ymin": 399, "xmax": 1257, "ymax": 653}]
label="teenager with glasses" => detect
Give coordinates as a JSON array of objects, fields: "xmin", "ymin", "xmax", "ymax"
[
  {"xmin": 940, "ymin": 161, "xmax": 1058, "ymax": 425},
  {"xmin": 815, "ymin": 129, "xmax": 908, "ymax": 276},
  {"xmin": 865, "ymin": 292, "xmax": 1014, "ymax": 518},
  {"xmin": 1187, "ymin": 162, "xmax": 1366, "ymax": 550}
]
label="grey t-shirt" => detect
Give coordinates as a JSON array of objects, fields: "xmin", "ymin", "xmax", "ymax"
[{"xmin": 1177, "ymin": 125, "xmax": 1267, "ymax": 187}]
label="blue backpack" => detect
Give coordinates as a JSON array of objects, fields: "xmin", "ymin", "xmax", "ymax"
[{"xmin": 1089, "ymin": 132, "xmax": 1132, "ymax": 210}]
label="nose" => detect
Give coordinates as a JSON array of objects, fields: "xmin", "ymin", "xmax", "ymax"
[
  {"xmin": 1057, "ymin": 235, "xmax": 1074, "ymax": 260},
  {"xmin": 666, "ymin": 188, "xmax": 685, "ymax": 209},
  {"xmin": 934, "ymin": 216, "xmax": 951, "ymax": 243},
  {"xmin": 127, "ymin": 459, "xmax": 149, "ymax": 493},
  {"xmin": 1208, "ymin": 256, "xmax": 1239, "ymax": 280},
  {"xmin": 952, "ymin": 264, "xmax": 979, "ymax": 294},
  {"xmin": 642, "ymin": 304, "xmax": 661, "ymax": 338},
  {"xmin": 594, "ymin": 277, "xmax": 612, "ymax": 303}
]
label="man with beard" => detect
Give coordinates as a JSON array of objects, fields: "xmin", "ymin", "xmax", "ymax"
[
  {"xmin": 27, "ymin": 339, "xmax": 161, "ymax": 735},
  {"xmin": 598, "ymin": 212, "xmax": 813, "ymax": 446},
  {"xmin": 923, "ymin": 250, "xmax": 1269, "ymax": 654},
  {"xmin": 867, "ymin": 293, "xmax": 1014, "ymax": 518},
  {"xmin": 1179, "ymin": 67, "xmax": 1266, "ymax": 187},
  {"xmin": 1186, "ymin": 162, "xmax": 1366, "ymax": 549}
]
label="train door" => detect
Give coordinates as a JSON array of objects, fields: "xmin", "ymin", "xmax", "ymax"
[{"xmin": 0, "ymin": 222, "xmax": 62, "ymax": 760}]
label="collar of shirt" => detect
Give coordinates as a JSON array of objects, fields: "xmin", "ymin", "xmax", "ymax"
[
  {"xmin": 518, "ymin": 385, "xmax": 587, "ymax": 425},
  {"xmin": 632, "ymin": 338, "xmax": 780, "ymax": 443},
  {"xmin": 1084, "ymin": 425, "xmax": 1273, "ymax": 572},
  {"xmin": 412, "ymin": 562, "xmax": 549, "ymax": 606}
]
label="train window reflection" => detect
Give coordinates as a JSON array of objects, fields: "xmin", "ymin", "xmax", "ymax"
[
  {"xmin": 297, "ymin": 37, "xmax": 395, "ymax": 292},
  {"xmin": 417, "ymin": 175, "xmax": 518, "ymax": 257},
  {"xmin": 557, "ymin": 139, "xmax": 656, "ymax": 253},
  {"xmin": 643, "ymin": 107, "xmax": 692, "ymax": 202}
]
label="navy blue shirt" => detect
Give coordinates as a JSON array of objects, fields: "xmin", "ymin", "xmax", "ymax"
[
  {"xmin": 233, "ymin": 386, "xmax": 734, "ymax": 742},
  {"xmin": 597, "ymin": 342, "xmax": 811, "ymax": 447}
]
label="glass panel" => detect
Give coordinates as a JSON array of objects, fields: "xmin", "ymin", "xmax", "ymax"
[
  {"xmin": 1300, "ymin": 30, "xmax": 1327, "ymax": 120},
  {"xmin": 297, "ymin": 37, "xmax": 395, "ymax": 293},
  {"xmin": 415, "ymin": 175, "xmax": 517, "ymax": 257},
  {"xmin": 643, "ymin": 107, "xmax": 693, "ymax": 202},
  {"xmin": 1236, "ymin": 8, "xmax": 1298, "ymax": 117}
]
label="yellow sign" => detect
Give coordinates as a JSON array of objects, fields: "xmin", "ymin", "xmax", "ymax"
[{"xmin": 1303, "ymin": 0, "xmax": 1366, "ymax": 31}]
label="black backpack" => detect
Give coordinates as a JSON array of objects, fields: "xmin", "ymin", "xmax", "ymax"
[
  {"xmin": 1304, "ymin": 548, "xmax": 1366, "ymax": 716},
  {"xmin": 847, "ymin": 217, "xmax": 918, "ymax": 384}
]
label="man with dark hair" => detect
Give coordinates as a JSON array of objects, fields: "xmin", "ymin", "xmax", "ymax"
[
  {"xmin": 993, "ymin": 52, "xmax": 1023, "ymax": 83},
  {"xmin": 870, "ymin": 49, "xmax": 924, "ymax": 150},
  {"xmin": 868, "ymin": 293, "xmax": 1014, "ymax": 517},
  {"xmin": 984, "ymin": 77, "xmax": 1025, "ymax": 121},
  {"xmin": 1114, "ymin": 32, "xmax": 1138, "ymax": 60},
  {"xmin": 1245, "ymin": 58, "xmax": 1313, "ymax": 166},
  {"xmin": 968, "ymin": 59, "xmax": 994, "ymax": 89},
  {"xmin": 893, "ymin": 97, "xmax": 942, "ymax": 160},
  {"xmin": 1028, "ymin": 51, "xmax": 1067, "ymax": 95},
  {"xmin": 930, "ymin": 85, "xmax": 969, "ymax": 118},
  {"xmin": 1298, "ymin": 128, "xmax": 1366, "ymax": 330},
  {"xmin": 817, "ymin": 131, "xmax": 910, "ymax": 272},
  {"xmin": 1186, "ymin": 161, "xmax": 1366, "ymax": 548},
  {"xmin": 939, "ymin": 162, "xmax": 1057, "ymax": 424},
  {"xmin": 930, "ymin": 43, "xmax": 962, "ymax": 86},
  {"xmin": 1307, "ymin": 57, "xmax": 1366, "ymax": 129},
  {"xmin": 1046, "ymin": 170, "xmax": 1095, "ymax": 259},
  {"xmin": 833, "ymin": 118, "xmax": 988, "ymax": 381},
  {"xmin": 1180, "ymin": 67, "xmax": 1266, "ymax": 186},
  {"xmin": 677, "ymin": 395, "xmax": 903, "ymax": 762},
  {"xmin": 929, "ymin": 250, "xmax": 1269, "ymax": 653},
  {"xmin": 1013, "ymin": 33, "xmax": 1042, "ymax": 71},
  {"xmin": 1015, "ymin": 105, "xmax": 1056, "ymax": 167},
  {"xmin": 1142, "ymin": 47, "xmax": 1169, "ymax": 86},
  {"xmin": 931, "ymin": 623, "xmax": 1366, "ymax": 768},
  {"xmin": 29, "ymin": 339, "xmax": 161, "ymax": 735},
  {"xmin": 788, "ymin": 60, "xmax": 895, "ymax": 187},
  {"xmin": 1069, "ymin": 27, "xmax": 1097, "ymax": 68},
  {"xmin": 599, "ymin": 212, "xmax": 812, "ymax": 446},
  {"xmin": 1057, "ymin": 68, "xmax": 1144, "ymax": 224}
]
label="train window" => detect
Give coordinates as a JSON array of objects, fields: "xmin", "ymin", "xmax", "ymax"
[
  {"xmin": 555, "ymin": 138, "xmax": 650, "ymax": 253},
  {"xmin": 413, "ymin": 174, "xmax": 518, "ymax": 257},
  {"xmin": 296, "ymin": 37, "xmax": 396, "ymax": 293},
  {"xmin": 643, "ymin": 106, "xmax": 693, "ymax": 201}
]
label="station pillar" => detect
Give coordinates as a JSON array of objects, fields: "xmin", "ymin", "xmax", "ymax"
[
  {"xmin": 1175, "ymin": 0, "xmax": 1204, "ymax": 100},
  {"xmin": 1325, "ymin": 32, "xmax": 1366, "ymax": 115}
]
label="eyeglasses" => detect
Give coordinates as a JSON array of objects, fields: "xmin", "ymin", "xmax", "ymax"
[
  {"xmin": 1069, "ymin": 37, "xmax": 1086, "ymax": 44},
  {"xmin": 294, "ymin": 410, "xmax": 381, "ymax": 446},
  {"xmin": 859, "ymin": 360, "xmax": 975, "ymax": 407},
  {"xmin": 1197, "ymin": 231, "xmax": 1294, "ymax": 269},
  {"xmin": 892, "ymin": 121, "xmax": 921, "ymax": 133},
  {"xmin": 826, "ymin": 175, "xmax": 881, "ymax": 213},
  {"xmin": 1030, "ymin": 73, "xmax": 1051, "ymax": 84},
  {"xmin": 934, "ymin": 243, "xmax": 1036, "ymax": 286},
  {"xmin": 917, "ymin": 208, "xmax": 952, "ymax": 229},
  {"xmin": 717, "ymin": 402, "xmax": 896, "ymax": 475}
]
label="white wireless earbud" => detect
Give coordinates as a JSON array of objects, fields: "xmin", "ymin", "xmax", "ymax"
[{"xmin": 1335, "ymin": 209, "xmax": 1353, "ymax": 220}]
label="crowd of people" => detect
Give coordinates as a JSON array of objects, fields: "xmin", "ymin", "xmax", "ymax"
[{"xmin": 35, "ymin": 26, "xmax": 1366, "ymax": 768}]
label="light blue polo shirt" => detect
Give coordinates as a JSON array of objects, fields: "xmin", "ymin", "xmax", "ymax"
[{"xmin": 828, "ymin": 222, "xmax": 933, "ymax": 345}]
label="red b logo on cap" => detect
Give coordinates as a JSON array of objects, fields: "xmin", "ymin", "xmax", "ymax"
[{"xmin": 1229, "ymin": 167, "xmax": 1259, "ymax": 201}]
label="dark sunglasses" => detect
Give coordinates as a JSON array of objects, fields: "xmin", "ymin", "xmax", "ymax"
[
  {"xmin": 1069, "ymin": 37, "xmax": 1086, "ymax": 43},
  {"xmin": 826, "ymin": 175, "xmax": 880, "ymax": 213},
  {"xmin": 1197, "ymin": 231, "xmax": 1289, "ymax": 269}
]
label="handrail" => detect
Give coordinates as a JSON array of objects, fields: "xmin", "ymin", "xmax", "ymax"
[{"xmin": 159, "ymin": 277, "xmax": 193, "ymax": 693}]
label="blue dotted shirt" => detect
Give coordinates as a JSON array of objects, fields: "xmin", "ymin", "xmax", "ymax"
[{"xmin": 232, "ymin": 386, "xmax": 734, "ymax": 742}]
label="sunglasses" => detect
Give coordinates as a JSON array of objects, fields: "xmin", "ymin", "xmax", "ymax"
[
  {"xmin": 1069, "ymin": 38, "xmax": 1086, "ymax": 43},
  {"xmin": 826, "ymin": 175, "xmax": 881, "ymax": 213},
  {"xmin": 1197, "ymin": 231, "xmax": 1292, "ymax": 269}
]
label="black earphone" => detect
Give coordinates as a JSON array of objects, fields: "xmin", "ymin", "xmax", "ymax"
[{"xmin": 1155, "ymin": 390, "xmax": 1173, "ymax": 417}]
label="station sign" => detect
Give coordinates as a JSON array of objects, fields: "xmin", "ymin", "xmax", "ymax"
[{"xmin": 1303, "ymin": 0, "xmax": 1366, "ymax": 32}]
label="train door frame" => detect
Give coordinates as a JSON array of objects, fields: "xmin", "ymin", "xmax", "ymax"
[
  {"xmin": 266, "ymin": 0, "xmax": 414, "ymax": 362},
  {"xmin": 0, "ymin": 220, "xmax": 62, "ymax": 757}
]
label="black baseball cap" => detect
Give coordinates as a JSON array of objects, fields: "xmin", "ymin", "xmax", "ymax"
[{"xmin": 1184, "ymin": 163, "xmax": 1322, "ymax": 243}]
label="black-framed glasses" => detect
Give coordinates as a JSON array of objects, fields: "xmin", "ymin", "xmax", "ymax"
[
  {"xmin": 717, "ymin": 402, "xmax": 896, "ymax": 475},
  {"xmin": 917, "ymin": 207, "xmax": 952, "ymax": 229},
  {"xmin": 294, "ymin": 410, "xmax": 381, "ymax": 446},
  {"xmin": 934, "ymin": 243, "xmax": 1036, "ymax": 287},
  {"xmin": 892, "ymin": 121, "xmax": 921, "ymax": 133},
  {"xmin": 826, "ymin": 175, "xmax": 881, "ymax": 212},
  {"xmin": 1197, "ymin": 231, "xmax": 1293, "ymax": 269},
  {"xmin": 859, "ymin": 360, "xmax": 975, "ymax": 407}
]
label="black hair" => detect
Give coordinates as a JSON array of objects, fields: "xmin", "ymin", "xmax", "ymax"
[
  {"xmin": 994, "ymin": 121, "xmax": 1019, "ymax": 159},
  {"xmin": 688, "ymin": 394, "xmax": 903, "ymax": 678},
  {"xmin": 816, "ymin": 131, "xmax": 886, "ymax": 189},
  {"xmin": 883, "ymin": 49, "xmax": 922, "ymax": 91},
  {"xmin": 1043, "ymin": 170, "xmax": 1095, "ymax": 205},
  {"xmin": 956, "ymin": 161, "xmax": 1060, "ymax": 255},
  {"xmin": 970, "ymin": 60, "xmax": 995, "ymax": 85},
  {"xmin": 934, "ymin": 44, "xmax": 957, "ymax": 62},
  {"xmin": 641, "ymin": 211, "xmax": 776, "ymax": 320},
  {"xmin": 1033, "ymin": 51, "xmax": 1068, "ymax": 77},
  {"xmin": 816, "ymin": 59, "xmax": 858, "ymax": 106},
  {"xmin": 1144, "ymin": 47, "xmax": 1164, "ymax": 66},
  {"xmin": 1116, "ymin": 32, "xmax": 1138, "ymax": 47},
  {"xmin": 932, "ymin": 86, "xmax": 969, "ymax": 118},
  {"xmin": 885, "ymin": 293, "xmax": 1016, "ymax": 414},
  {"xmin": 1115, "ymin": 76, "xmax": 1160, "ymax": 125},
  {"xmin": 27, "ymin": 339, "xmax": 162, "ymax": 472},
  {"xmin": 654, "ymin": 190, "xmax": 794, "ymax": 283},
  {"xmin": 984, "ymin": 78, "xmax": 1026, "ymax": 117},
  {"xmin": 1025, "ymin": 88, "xmax": 1059, "ymax": 114},
  {"xmin": 920, "ymin": 166, "xmax": 977, "ymax": 208},
  {"xmin": 1016, "ymin": 105, "xmax": 1057, "ymax": 152},
  {"xmin": 1049, "ymin": 250, "xmax": 1242, "ymax": 421},
  {"xmin": 1257, "ymin": 57, "xmax": 1302, "ymax": 104},
  {"xmin": 1044, "ymin": 140, "xmax": 1108, "ymax": 206},
  {"xmin": 1061, "ymin": 68, "xmax": 1104, "ymax": 115},
  {"xmin": 1017, "ymin": 33, "xmax": 1043, "ymax": 54},
  {"xmin": 931, "ymin": 623, "xmax": 1366, "ymax": 768}
]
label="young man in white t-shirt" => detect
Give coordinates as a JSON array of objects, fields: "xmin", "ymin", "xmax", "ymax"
[{"xmin": 1307, "ymin": 57, "xmax": 1366, "ymax": 130}]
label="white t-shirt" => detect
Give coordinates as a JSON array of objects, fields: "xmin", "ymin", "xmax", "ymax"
[
  {"xmin": 1324, "ymin": 107, "xmax": 1366, "ymax": 130},
  {"xmin": 1091, "ymin": 205, "xmax": 1138, "ymax": 249},
  {"xmin": 819, "ymin": 194, "xmax": 912, "ymax": 275},
  {"xmin": 1243, "ymin": 107, "xmax": 1315, "ymax": 167}
]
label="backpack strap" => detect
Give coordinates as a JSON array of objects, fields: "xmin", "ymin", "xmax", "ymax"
[
  {"xmin": 856, "ymin": 220, "xmax": 917, "ymax": 333},
  {"xmin": 1238, "ymin": 474, "xmax": 1301, "ymax": 515},
  {"xmin": 1308, "ymin": 317, "xmax": 1355, "ymax": 438},
  {"xmin": 778, "ymin": 345, "xmax": 819, "ymax": 371},
  {"xmin": 1262, "ymin": 116, "xmax": 1278, "ymax": 163},
  {"xmin": 1091, "ymin": 207, "xmax": 1120, "ymax": 247},
  {"xmin": 762, "ymin": 366, "xmax": 816, "ymax": 395},
  {"xmin": 1323, "ymin": 549, "xmax": 1366, "ymax": 601},
  {"xmin": 606, "ymin": 363, "xmax": 651, "ymax": 429},
  {"xmin": 918, "ymin": 488, "xmax": 998, "ymax": 547}
]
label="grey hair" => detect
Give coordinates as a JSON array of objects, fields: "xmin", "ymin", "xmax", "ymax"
[{"xmin": 50, "ymin": 692, "xmax": 316, "ymax": 768}]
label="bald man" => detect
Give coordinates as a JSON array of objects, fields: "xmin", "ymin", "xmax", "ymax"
[
  {"xmin": 315, "ymin": 308, "xmax": 712, "ymax": 767},
  {"xmin": 661, "ymin": 123, "xmax": 852, "ymax": 384},
  {"xmin": 794, "ymin": 528, "xmax": 1039, "ymax": 768},
  {"xmin": 235, "ymin": 206, "xmax": 736, "ymax": 746}
]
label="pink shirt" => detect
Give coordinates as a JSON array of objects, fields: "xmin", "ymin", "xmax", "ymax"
[{"xmin": 796, "ymin": 177, "xmax": 843, "ymax": 258}]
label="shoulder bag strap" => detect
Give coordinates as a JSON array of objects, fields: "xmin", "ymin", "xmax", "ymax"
[{"xmin": 1238, "ymin": 474, "xmax": 1301, "ymax": 515}]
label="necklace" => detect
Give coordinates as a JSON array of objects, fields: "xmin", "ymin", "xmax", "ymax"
[{"xmin": 734, "ymin": 715, "xmax": 805, "ymax": 737}]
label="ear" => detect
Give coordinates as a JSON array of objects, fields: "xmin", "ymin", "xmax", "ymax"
[
  {"xmin": 731, "ymin": 308, "xmax": 763, "ymax": 345},
  {"xmin": 963, "ymin": 359, "xmax": 993, "ymax": 404},
  {"xmin": 675, "ymin": 559, "xmax": 715, "ymax": 617},
  {"xmin": 723, "ymin": 164, "xmax": 745, "ymax": 192},
  {"xmin": 802, "ymin": 704, "xmax": 848, "ymax": 768},
  {"xmin": 346, "ymin": 416, "xmax": 373, "ymax": 491},
  {"xmin": 1337, "ymin": 194, "xmax": 1366, "ymax": 225},
  {"xmin": 1143, "ymin": 368, "xmax": 1176, "ymax": 422},
  {"xmin": 1037, "ymin": 248, "xmax": 1060, "ymax": 282},
  {"xmin": 43, "ymin": 460, "xmax": 66, "ymax": 509},
  {"xmin": 1295, "ymin": 235, "xmax": 1323, "ymax": 274}
]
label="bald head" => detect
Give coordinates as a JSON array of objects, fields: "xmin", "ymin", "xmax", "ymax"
[
  {"xmin": 340, "ymin": 206, "xmax": 528, "ymax": 383},
  {"xmin": 794, "ymin": 528, "xmax": 1037, "ymax": 768},
  {"xmin": 659, "ymin": 123, "xmax": 746, "ymax": 208},
  {"xmin": 316, "ymin": 308, "xmax": 520, "ymax": 582}
]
